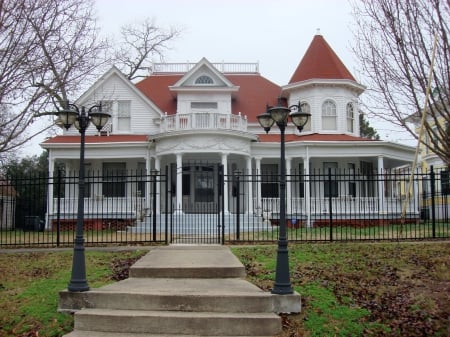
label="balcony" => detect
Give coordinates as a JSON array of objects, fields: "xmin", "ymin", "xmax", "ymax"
[{"xmin": 160, "ymin": 112, "xmax": 247, "ymax": 133}]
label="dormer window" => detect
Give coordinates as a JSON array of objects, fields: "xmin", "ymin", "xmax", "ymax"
[{"xmin": 195, "ymin": 75, "xmax": 214, "ymax": 84}]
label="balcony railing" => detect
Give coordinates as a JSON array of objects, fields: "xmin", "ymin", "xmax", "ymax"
[{"xmin": 161, "ymin": 112, "xmax": 247, "ymax": 133}]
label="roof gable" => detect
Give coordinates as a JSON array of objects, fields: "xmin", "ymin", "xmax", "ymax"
[
  {"xmin": 289, "ymin": 34, "xmax": 355, "ymax": 84},
  {"xmin": 76, "ymin": 66, "xmax": 163, "ymax": 116},
  {"xmin": 171, "ymin": 58, "xmax": 237, "ymax": 90}
]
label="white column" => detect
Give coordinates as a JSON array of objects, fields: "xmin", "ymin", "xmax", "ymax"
[
  {"xmin": 304, "ymin": 150, "xmax": 311, "ymax": 228},
  {"xmin": 246, "ymin": 156, "xmax": 253, "ymax": 214},
  {"xmin": 175, "ymin": 153, "xmax": 183, "ymax": 214},
  {"xmin": 286, "ymin": 157, "xmax": 292, "ymax": 216},
  {"xmin": 221, "ymin": 153, "xmax": 229, "ymax": 214},
  {"xmin": 46, "ymin": 154, "xmax": 55, "ymax": 229},
  {"xmin": 154, "ymin": 156, "xmax": 161, "ymax": 214},
  {"xmin": 378, "ymin": 156, "xmax": 385, "ymax": 213},
  {"xmin": 255, "ymin": 157, "xmax": 262, "ymax": 214}
]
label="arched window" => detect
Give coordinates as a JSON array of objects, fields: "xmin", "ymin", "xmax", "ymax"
[
  {"xmin": 346, "ymin": 102, "xmax": 354, "ymax": 132},
  {"xmin": 300, "ymin": 102, "xmax": 311, "ymax": 131},
  {"xmin": 322, "ymin": 99, "xmax": 337, "ymax": 130},
  {"xmin": 195, "ymin": 75, "xmax": 214, "ymax": 84}
]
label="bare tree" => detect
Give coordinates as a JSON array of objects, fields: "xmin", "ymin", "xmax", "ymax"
[
  {"xmin": 0, "ymin": 0, "xmax": 109, "ymax": 158},
  {"xmin": 351, "ymin": 0, "xmax": 450, "ymax": 166},
  {"xmin": 114, "ymin": 18, "xmax": 182, "ymax": 81}
]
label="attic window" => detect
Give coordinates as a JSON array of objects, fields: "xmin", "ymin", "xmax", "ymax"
[{"xmin": 195, "ymin": 75, "xmax": 214, "ymax": 84}]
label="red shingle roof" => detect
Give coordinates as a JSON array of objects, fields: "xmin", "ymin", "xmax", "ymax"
[
  {"xmin": 258, "ymin": 133, "xmax": 375, "ymax": 143},
  {"xmin": 289, "ymin": 34, "xmax": 355, "ymax": 84},
  {"xmin": 135, "ymin": 74, "xmax": 281, "ymax": 123},
  {"xmin": 42, "ymin": 135, "xmax": 148, "ymax": 144}
]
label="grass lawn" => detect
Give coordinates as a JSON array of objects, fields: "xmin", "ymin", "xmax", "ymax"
[
  {"xmin": 233, "ymin": 242, "xmax": 450, "ymax": 337},
  {"xmin": 0, "ymin": 242, "xmax": 449, "ymax": 337},
  {"xmin": 0, "ymin": 249, "xmax": 147, "ymax": 337}
]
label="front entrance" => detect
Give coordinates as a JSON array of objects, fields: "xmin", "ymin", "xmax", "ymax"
[
  {"xmin": 182, "ymin": 164, "xmax": 219, "ymax": 213},
  {"xmin": 170, "ymin": 163, "xmax": 224, "ymax": 244}
]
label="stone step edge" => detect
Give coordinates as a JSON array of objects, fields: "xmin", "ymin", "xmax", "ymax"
[{"xmin": 65, "ymin": 331, "xmax": 274, "ymax": 337}]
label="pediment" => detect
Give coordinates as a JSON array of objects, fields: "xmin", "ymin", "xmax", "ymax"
[{"xmin": 169, "ymin": 58, "xmax": 238, "ymax": 93}]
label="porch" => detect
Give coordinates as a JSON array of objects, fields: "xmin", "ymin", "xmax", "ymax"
[{"xmin": 48, "ymin": 194, "xmax": 420, "ymax": 230}]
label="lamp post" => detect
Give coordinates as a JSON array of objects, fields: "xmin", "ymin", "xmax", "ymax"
[
  {"xmin": 57, "ymin": 101, "xmax": 110, "ymax": 292},
  {"xmin": 257, "ymin": 98, "xmax": 310, "ymax": 295}
]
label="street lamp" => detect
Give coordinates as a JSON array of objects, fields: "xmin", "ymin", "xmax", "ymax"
[
  {"xmin": 57, "ymin": 101, "xmax": 110, "ymax": 292},
  {"xmin": 257, "ymin": 98, "xmax": 310, "ymax": 295}
]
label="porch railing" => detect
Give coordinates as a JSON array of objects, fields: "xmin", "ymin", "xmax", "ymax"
[
  {"xmin": 160, "ymin": 112, "xmax": 247, "ymax": 133},
  {"xmin": 51, "ymin": 197, "xmax": 148, "ymax": 218},
  {"xmin": 258, "ymin": 197, "xmax": 417, "ymax": 215}
]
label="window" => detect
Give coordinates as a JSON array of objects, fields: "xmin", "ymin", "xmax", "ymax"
[
  {"xmin": 346, "ymin": 102, "xmax": 354, "ymax": 132},
  {"xmin": 323, "ymin": 162, "xmax": 338, "ymax": 198},
  {"xmin": 300, "ymin": 102, "xmax": 311, "ymax": 131},
  {"xmin": 195, "ymin": 75, "xmax": 214, "ymax": 84},
  {"xmin": 182, "ymin": 166, "xmax": 190, "ymax": 196},
  {"xmin": 261, "ymin": 164, "xmax": 279, "ymax": 198},
  {"xmin": 322, "ymin": 100, "xmax": 337, "ymax": 130},
  {"xmin": 298, "ymin": 163, "xmax": 305, "ymax": 198},
  {"xmin": 360, "ymin": 161, "xmax": 375, "ymax": 197},
  {"xmin": 117, "ymin": 101, "xmax": 131, "ymax": 132},
  {"xmin": 347, "ymin": 163, "xmax": 356, "ymax": 197},
  {"xmin": 103, "ymin": 163, "xmax": 126, "ymax": 197},
  {"xmin": 191, "ymin": 102, "xmax": 218, "ymax": 109},
  {"xmin": 136, "ymin": 162, "xmax": 146, "ymax": 197}
]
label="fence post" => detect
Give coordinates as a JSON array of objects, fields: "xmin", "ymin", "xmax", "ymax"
[
  {"xmin": 219, "ymin": 164, "xmax": 225, "ymax": 245},
  {"xmin": 328, "ymin": 168, "xmax": 333, "ymax": 242},
  {"xmin": 430, "ymin": 166, "xmax": 436, "ymax": 238},
  {"xmin": 165, "ymin": 165, "xmax": 169, "ymax": 245},
  {"xmin": 152, "ymin": 170, "xmax": 157, "ymax": 242},
  {"xmin": 235, "ymin": 170, "xmax": 241, "ymax": 241}
]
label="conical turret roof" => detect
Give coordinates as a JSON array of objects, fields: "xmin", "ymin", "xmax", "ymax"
[{"xmin": 289, "ymin": 33, "xmax": 355, "ymax": 84}]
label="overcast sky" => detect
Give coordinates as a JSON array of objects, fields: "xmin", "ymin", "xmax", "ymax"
[
  {"xmin": 95, "ymin": 0, "xmax": 359, "ymax": 86},
  {"xmin": 21, "ymin": 0, "xmax": 416, "ymax": 156}
]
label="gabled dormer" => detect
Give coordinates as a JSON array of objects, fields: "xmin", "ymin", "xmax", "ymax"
[
  {"xmin": 168, "ymin": 58, "xmax": 239, "ymax": 115},
  {"xmin": 282, "ymin": 33, "xmax": 366, "ymax": 136}
]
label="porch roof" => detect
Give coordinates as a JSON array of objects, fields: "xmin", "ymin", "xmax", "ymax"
[
  {"xmin": 257, "ymin": 133, "xmax": 375, "ymax": 143},
  {"xmin": 41, "ymin": 134, "xmax": 149, "ymax": 145}
]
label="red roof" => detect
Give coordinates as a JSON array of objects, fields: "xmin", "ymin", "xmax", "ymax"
[
  {"xmin": 135, "ymin": 74, "xmax": 281, "ymax": 123},
  {"xmin": 42, "ymin": 134, "xmax": 148, "ymax": 144},
  {"xmin": 258, "ymin": 133, "xmax": 375, "ymax": 143},
  {"xmin": 289, "ymin": 34, "xmax": 355, "ymax": 84}
]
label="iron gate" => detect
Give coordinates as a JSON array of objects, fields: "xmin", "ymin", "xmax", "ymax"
[{"xmin": 169, "ymin": 163, "xmax": 224, "ymax": 244}]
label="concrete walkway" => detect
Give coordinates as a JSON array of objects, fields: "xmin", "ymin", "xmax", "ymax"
[{"xmin": 60, "ymin": 245, "xmax": 301, "ymax": 337}]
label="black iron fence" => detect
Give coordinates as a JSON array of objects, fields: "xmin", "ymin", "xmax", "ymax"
[{"xmin": 0, "ymin": 166, "xmax": 449, "ymax": 247}]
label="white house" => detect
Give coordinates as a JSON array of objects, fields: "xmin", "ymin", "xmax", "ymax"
[{"xmin": 41, "ymin": 33, "xmax": 417, "ymax": 231}]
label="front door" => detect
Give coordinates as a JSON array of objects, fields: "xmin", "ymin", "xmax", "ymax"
[
  {"xmin": 170, "ymin": 163, "xmax": 224, "ymax": 244},
  {"xmin": 183, "ymin": 164, "xmax": 218, "ymax": 213}
]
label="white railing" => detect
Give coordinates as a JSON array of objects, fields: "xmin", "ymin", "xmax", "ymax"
[
  {"xmin": 161, "ymin": 112, "xmax": 247, "ymax": 133},
  {"xmin": 256, "ymin": 197, "xmax": 418, "ymax": 215},
  {"xmin": 152, "ymin": 62, "xmax": 259, "ymax": 74},
  {"xmin": 52, "ymin": 197, "xmax": 148, "ymax": 219}
]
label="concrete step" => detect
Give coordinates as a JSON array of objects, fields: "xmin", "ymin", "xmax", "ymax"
[
  {"xmin": 65, "ymin": 331, "xmax": 274, "ymax": 337},
  {"xmin": 60, "ymin": 278, "xmax": 274, "ymax": 313},
  {"xmin": 129, "ymin": 246, "xmax": 246, "ymax": 278},
  {"xmin": 74, "ymin": 308, "xmax": 281, "ymax": 336}
]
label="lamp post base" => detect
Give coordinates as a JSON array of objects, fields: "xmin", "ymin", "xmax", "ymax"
[{"xmin": 67, "ymin": 239, "xmax": 89, "ymax": 292}]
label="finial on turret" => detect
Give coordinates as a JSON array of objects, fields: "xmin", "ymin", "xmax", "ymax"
[{"xmin": 316, "ymin": 28, "xmax": 321, "ymax": 35}]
